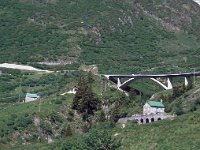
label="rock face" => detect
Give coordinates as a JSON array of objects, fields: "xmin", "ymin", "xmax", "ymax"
[
  {"xmin": 138, "ymin": 4, "xmax": 181, "ymax": 32},
  {"xmin": 80, "ymin": 65, "xmax": 99, "ymax": 75},
  {"xmin": 47, "ymin": 135, "xmax": 54, "ymax": 144},
  {"xmin": 137, "ymin": 0, "xmax": 200, "ymax": 34},
  {"xmin": 33, "ymin": 117, "xmax": 55, "ymax": 144},
  {"xmin": 34, "ymin": 117, "xmax": 41, "ymax": 127}
]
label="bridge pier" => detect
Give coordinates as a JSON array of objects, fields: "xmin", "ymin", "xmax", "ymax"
[
  {"xmin": 167, "ymin": 77, "xmax": 173, "ymax": 89},
  {"xmin": 117, "ymin": 78, "xmax": 122, "ymax": 88},
  {"xmin": 185, "ymin": 76, "xmax": 192, "ymax": 87}
]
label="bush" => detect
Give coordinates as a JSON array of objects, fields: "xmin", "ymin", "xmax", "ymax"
[
  {"xmin": 17, "ymin": 116, "xmax": 32, "ymax": 128},
  {"xmin": 61, "ymin": 137, "xmax": 87, "ymax": 150},
  {"xmin": 40, "ymin": 122, "xmax": 53, "ymax": 135},
  {"xmin": 48, "ymin": 112, "xmax": 63, "ymax": 123},
  {"xmin": 174, "ymin": 105, "xmax": 184, "ymax": 116},
  {"xmin": 55, "ymin": 100, "xmax": 62, "ymax": 104},
  {"xmin": 195, "ymin": 98, "xmax": 200, "ymax": 105},
  {"xmin": 84, "ymin": 129, "xmax": 121, "ymax": 150},
  {"xmin": 190, "ymin": 104, "xmax": 197, "ymax": 112}
]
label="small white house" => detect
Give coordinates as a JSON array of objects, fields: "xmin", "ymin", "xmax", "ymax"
[
  {"xmin": 25, "ymin": 93, "xmax": 40, "ymax": 103},
  {"xmin": 143, "ymin": 100, "xmax": 165, "ymax": 115}
]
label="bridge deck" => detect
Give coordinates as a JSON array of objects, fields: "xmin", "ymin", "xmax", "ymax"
[{"xmin": 105, "ymin": 72, "xmax": 200, "ymax": 79}]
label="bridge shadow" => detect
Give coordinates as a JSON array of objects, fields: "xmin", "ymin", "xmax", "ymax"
[{"xmin": 122, "ymin": 86, "xmax": 143, "ymax": 96}]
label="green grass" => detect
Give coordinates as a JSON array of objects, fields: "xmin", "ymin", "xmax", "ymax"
[{"xmin": 113, "ymin": 110, "xmax": 200, "ymax": 150}]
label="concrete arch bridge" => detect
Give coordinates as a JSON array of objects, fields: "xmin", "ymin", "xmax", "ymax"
[{"xmin": 105, "ymin": 72, "xmax": 200, "ymax": 93}]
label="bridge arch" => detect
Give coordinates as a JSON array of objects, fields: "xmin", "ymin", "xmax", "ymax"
[
  {"xmin": 140, "ymin": 118, "xmax": 143, "ymax": 124},
  {"xmin": 105, "ymin": 73, "xmax": 196, "ymax": 93},
  {"xmin": 157, "ymin": 118, "xmax": 161, "ymax": 121},
  {"xmin": 120, "ymin": 77, "xmax": 172, "ymax": 90}
]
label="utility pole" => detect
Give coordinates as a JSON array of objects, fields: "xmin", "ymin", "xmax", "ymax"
[
  {"xmin": 39, "ymin": 98, "xmax": 41, "ymax": 112},
  {"xmin": 18, "ymin": 75, "xmax": 22, "ymax": 103}
]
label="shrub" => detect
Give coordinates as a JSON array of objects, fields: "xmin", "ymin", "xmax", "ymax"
[
  {"xmin": 84, "ymin": 129, "xmax": 121, "ymax": 150},
  {"xmin": 174, "ymin": 105, "xmax": 184, "ymax": 116},
  {"xmin": 40, "ymin": 122, "xmax": 53, "ymax": 135},
  {"xmin": 195, "ymin": 98, "xmax": 200, "ymax": 105},
  {"xmin": 61, "ymin": 137, "xmax": 87, "ymax": 150},
  {"xmin": 48, "ymin": 112, "xmax": 63, "ymax": 123},
  {"xmin": 190, "ymin": 104, "xmax": 197, "ymax": 112},
  {"xmin": 55, "ymin": 100, "xmax": 62, "ymax": 104}
]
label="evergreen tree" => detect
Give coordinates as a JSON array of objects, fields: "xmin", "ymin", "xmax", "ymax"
[
  {"xmin": 72, "ymin": 77, "xmax": 86, "ymax": 111},
  {"xmin": 72, "ymin": 77, "xmax": 100, "ymax": 122}
]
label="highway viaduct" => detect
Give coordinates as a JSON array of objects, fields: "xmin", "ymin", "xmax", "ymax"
[{"xmin": 105, "ymin": 72, "xmax": 200, "ymax": 92}]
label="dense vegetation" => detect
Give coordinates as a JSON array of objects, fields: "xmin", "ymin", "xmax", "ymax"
[
  {"xmin": 0, "ymin": 0, "xmax": 200, "ymax": 73},
  {"xmin": 1, "ymin": 0, "xmax": 200, "ymax": 149},
  {"xmin": 0, "ymin": 68, "xmax": 80, "ymax": 103}
]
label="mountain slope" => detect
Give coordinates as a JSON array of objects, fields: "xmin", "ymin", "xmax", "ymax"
[
  {"xmin": 1, "ymin": 1, "xmax": 200, "ymax": 149},
  {"xmin": 0, "ymin": 0, "xmax": 200, "ymax": 74}
]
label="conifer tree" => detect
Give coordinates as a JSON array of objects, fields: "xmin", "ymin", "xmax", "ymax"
[
  {"xmin": 72, "ymin": 77, "xmax": 100, "ymax": 122},
  {"xmin": 72, "ymin": 77, "xmax": 86, "ymax": 111}
]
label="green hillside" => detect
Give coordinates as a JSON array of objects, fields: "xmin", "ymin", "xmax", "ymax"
[
  {"xmin": 1, "ymin": 0, "xmax": 200, "ymax": 149},
  {"xmin": 116, "ymin": 110, "xmax": 200, "ymax": 150},
  {"xmin": 0, "ymin": 0, "xmax": 200, "ymax": 73},
  {"xmin": 3, "ymin": 108, "xmax": 200, "ymax": 150}
]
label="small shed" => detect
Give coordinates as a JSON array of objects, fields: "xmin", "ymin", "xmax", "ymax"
[
  {"xmin": 25, "ymin": 93, "xmax": 40, "ymax": 103},
  {"xmin": 143, "ymin": 100, "xmax": 165, "ymax": 115}
]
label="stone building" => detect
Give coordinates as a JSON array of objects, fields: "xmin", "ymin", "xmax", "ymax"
[
  {"xmin": 25, "ymin": 93, "xmax": 40, "ymax": 103},
  {"xmin": 143, "ymin": 100, "xmax": 165, "ymax": 115}
]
